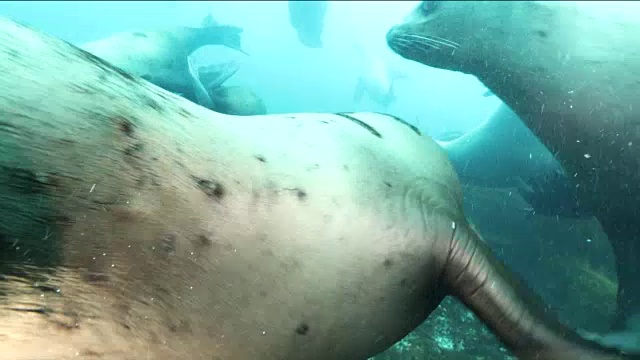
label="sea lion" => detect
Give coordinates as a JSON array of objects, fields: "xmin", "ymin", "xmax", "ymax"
[
  {"xmin": 386, "ymin": 0, "xmax": 640, "ymax": 335},
  {"xmin": 352, "ymin": 47, "xmax": 407, "ymax": 109},
  {"xmin": 439, "ymin": 104, "xmax": 592, "ymax": 219},
  {"xmin": 288, "ymin": 0, "xmax": 328, "ymax": 48},
  {"xmin": 80, "ymin": 16, "xmax": 245, "ymax": 105},
  {"xmin": 0, "ymin": 17, "xmax": 631, "ymax": 360}
]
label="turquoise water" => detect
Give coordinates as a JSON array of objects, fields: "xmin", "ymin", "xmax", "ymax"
[{"xmin": 0, "ymin": 1, "xmax": 624, "ymax": 359}]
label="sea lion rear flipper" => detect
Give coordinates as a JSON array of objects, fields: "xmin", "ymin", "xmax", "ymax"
[
  {"xmin": 443, "ymin": 223, "xmax": 628, "ymax": 359},
  {"xmin": 208, "ymin": 25, "xmax": 248, "ymax": 55},
  {"xmin": 187, "ymin": 56, "xmax": 214, "ymax": 109},
  {"xmin": 198, "ymin": 61, "xmax": 240, "ymax": 91}
]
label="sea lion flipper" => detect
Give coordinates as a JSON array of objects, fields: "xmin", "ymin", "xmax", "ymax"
[
  {"xmin": 187, "ymin": 56, "xmax": 214, "ymax": 109},
  {"xmin": 198, "ymin": 61, "xmax": 240, "ymax": 91},
  {"xmin": 443, "ymin": 224, "xmax": 626, "ymax": 359},
  {"xmin": 204, "ymin": 25, "xmax": 248, "ymax": 55}
]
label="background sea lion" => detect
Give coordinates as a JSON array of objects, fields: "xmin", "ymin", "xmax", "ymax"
[
  {"xmin": 386, "ymin": 0, "xmax": 640, "ymax": 339},
  {"xmin": 439, "ymin": 104, "xmax": 591, "ymax": 219},
  {"xmin": 352, "ymin": 43, "xmax": 407, "ymax": 110},
  {"xmin": 0, "ymin": 17, "xmax": 630, "ymax": 360},
  {"xmin": 80, "ymin": 15, "xmax": 245, "ymax": 105},
  {"xmin": 288, "ymin": 0, "xmax": 328, "ymax": 48}
]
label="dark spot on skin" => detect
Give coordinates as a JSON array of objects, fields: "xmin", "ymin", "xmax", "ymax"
[
  {"xmin": 320, "ymin": 120, "xmax": 330, "ymax": 124},
  {"xmin": 295, "ymin": 322, "xmax": 310, "ymax": 335},
  {"xmin": 161, "ymin": 233, "xmax": 177, "ymax": 254},
  {"xmin": 296, "ymin": 189, "xmax": 307, "ymax": 200},
  {"xmin": 132, "ymin": 32, "xmax": 148, "ymax": 38},
  {"xmin": 33, "ymin": 284, "xmax": 61, "ymax": 294},
  {"xmin": 334, "ymin": 113, "xmax": 382, "ymax": 138},
  {"xmin": 177, "ymin": 107, "xmax": 195, "ymax": 119},
  {"xmin": 123, "ymin": 143, "xmax": 144, "ymax": 158},
  {"xmin": 53, "ymin": 215, "xmax": 74, "ymax": 226},
  {"xmin": 254, "ymin": 155, "xmax": 267, "ymax": 163},
  {"xmin": 372, "ymin": 112, "xmax": 422, "ymax": 136},
  {"xmin": 196, "ymin": 234, "xmax": 213, "ymax": 247},
  {"xmin": 342, "ymin": 165, "xmax": 349, "ymax": 172},
  {"xmin": 383, "ymin": 259, "xmax": 393, "ymax": 267},
  {"xmin": 84, "ymin": 272, "xmax": 110, "ymax": 284},
  {"xmin": 400, "ymin": 278, "xmax": 408, "ymax": 287},
  {"xmin": 59, "ymin": 138, "xmax": 76, "ymax": 145},
  {"xmin": 5, "ymin": 167, "xmax": 50, "ymax": 194},
  {"xmin": 8, "ymin": 306, "xmax": 51, "ymax": 315},
  {"xmin": 384, "ymin": 181, "xmax": 392, "ymax": 188},
  {"xmin": 117, "ymin": 118, "xmax": 135, "ymax": 137},
  {"xmin": 193, "ymin": 178, "xmax": 226, "ymax": 199},
  {"xmin": 535, "ymin": 30, "xmax": 548, "ymax": 38},
  {"xmin": 141, "ymin": 96, "xmax": 163, "ymax": 112}
]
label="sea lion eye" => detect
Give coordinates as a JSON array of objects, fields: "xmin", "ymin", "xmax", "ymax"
[{"xmin": 420, "ymin": 1, "xmax": 439, "ymax": 14}]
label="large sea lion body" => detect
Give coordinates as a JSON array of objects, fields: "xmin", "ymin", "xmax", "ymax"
[
  {"xmin": 440, "ymin": 104, "xmax": 591, "ymax": 218},
  {"xmin": 387, "ymin": 0, "xmax": 640, "ymax": 333},
  {"xmin": 80, "ymin": 21, "xmax": 244, "ymax": 105},
  {"xmin": 0, "ymin": 18, "xmax": 630, "ymax": 360}
]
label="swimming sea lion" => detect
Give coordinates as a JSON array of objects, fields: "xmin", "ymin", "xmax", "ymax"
[
  {"xmin": 439, "ymin": 104, "xmax": 591, "ymax": 219},
  {"xmin": 0, "ymin": 17, "xmax": 631, "ymax": 360},
  {"xmin": 80, "ymin": 16, "xmax": 245, "ymax": 105},
  {"xmin": 288, "ymin": 0, "xmax": 328, "ymax": 48},
  {"xmin": 386, "ymin": 0, "xmax": 640, "ymax": 335}
]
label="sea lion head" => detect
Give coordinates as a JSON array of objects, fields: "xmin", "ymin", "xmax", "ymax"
[{"xmin": 386, "ymin": 1, "xmax": 546, "ymax": 75}]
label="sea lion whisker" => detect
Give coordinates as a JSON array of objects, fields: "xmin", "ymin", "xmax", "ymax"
[
  {"xmin": 395, "ymin": 36, "xmax": 441, "ymax": 52},
  {"xmin": 405, "ymin": 33, "xmax": 459, "ymax": 49},
  {"xmin": 396, "ymin": 34, "xmax": 443, "ymax": 51}
]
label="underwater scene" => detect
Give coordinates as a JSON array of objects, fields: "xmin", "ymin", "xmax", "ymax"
[{"xmin": 0, "ymin": 1, "xmax": 639, "ymax": 359}]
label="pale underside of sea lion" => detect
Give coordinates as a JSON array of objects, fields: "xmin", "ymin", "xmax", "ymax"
[
  {"xmin": 439, "ymin": 103, "xmax": 592, "ymax": 219},
  {"xmin": 387, "ymin": 0, "xmax": 640, "ymax": 338},
  {"xmin": 0, "ymin": 17, "xmax": 631, "ymax": 360},
  {"xmin": 80, "ymin": 19, "xmax": 244, "ymax": 106}
]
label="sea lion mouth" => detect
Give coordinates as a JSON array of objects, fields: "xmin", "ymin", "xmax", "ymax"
[{"xmin": 386, "ymin": 26, "xmax": 459, "ymax": 65}]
